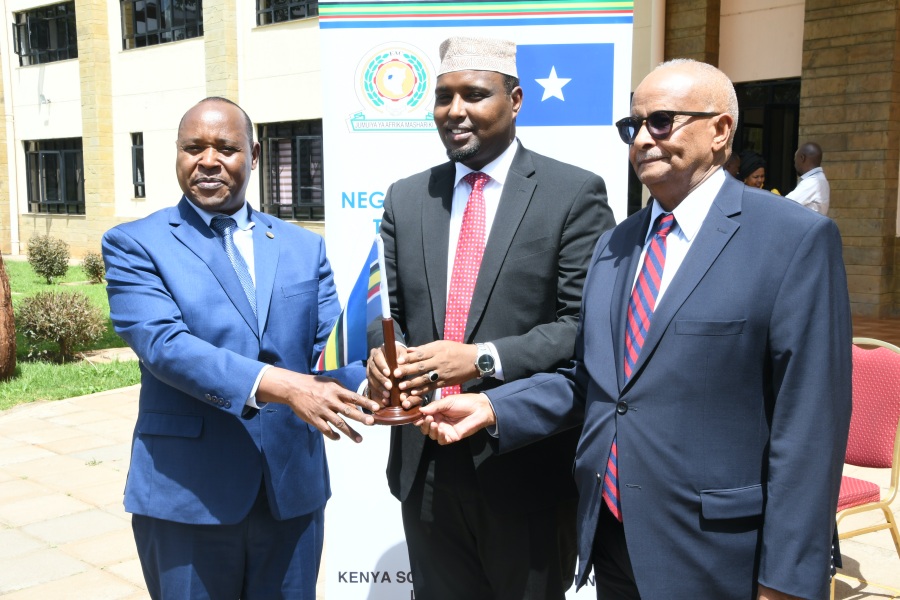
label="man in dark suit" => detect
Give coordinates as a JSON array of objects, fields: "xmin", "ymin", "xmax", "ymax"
[
  {"xmin": 366, "ymin": 37, "xmax": 614, "ymax": 600},
  {"xmin": 422, "ymin": 59, "xmax": 852, "ymax": 600},
  {"xmin": 102, "ymin": 97, "xmax": 379, "ymax": 599}
]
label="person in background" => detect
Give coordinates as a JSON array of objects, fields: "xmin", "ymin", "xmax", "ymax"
[
  {"xmin": 367, "ymin": 36, "xmax": 614, "ymax": 600},
  {"xmin": 102, "ymin": 97, "xmax": 378, "ymax": 600},
  {"xmin": 786, "ymin": 141, "xmax": 830, "ymax": 215},
  {"xmin": 739, "ymin": 149, "xmax": 766, "ymax": 188},
  {"xmin": 421, "ymin": 59, "xmax": 851, "ymax": 600}
]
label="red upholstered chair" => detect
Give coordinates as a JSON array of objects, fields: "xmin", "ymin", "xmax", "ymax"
[{"xmin": 831, "ymin": 338, "xmax": 900, "ymax": 598}]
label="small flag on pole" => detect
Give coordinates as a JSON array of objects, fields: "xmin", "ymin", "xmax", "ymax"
[{"xmin": 314, "ymin": 239, "xmax": 383, "ymax": 371}]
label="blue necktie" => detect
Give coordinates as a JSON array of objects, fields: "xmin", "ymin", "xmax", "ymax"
[{"xmin": 210, "ymin": 215, "xmax": 256, "ymax": 316}]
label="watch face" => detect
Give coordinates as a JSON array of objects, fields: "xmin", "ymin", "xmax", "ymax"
[{"xmin": 478, "ymin": 354, "xmax": 494, "ymax": 371}]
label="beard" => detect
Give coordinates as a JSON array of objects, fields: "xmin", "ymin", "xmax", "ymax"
[{"xmin": 446, "ymin": 139, "xmax": 481, "ymax": 163}]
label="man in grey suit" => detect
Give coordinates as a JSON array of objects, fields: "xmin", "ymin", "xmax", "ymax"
[
  {"xmin": 366, "ymin": 37, "xmax": 614, "ymax": 599},
  {"xmin": 422, "ymin": 60, "xmax": 852, "ymax": 600}
]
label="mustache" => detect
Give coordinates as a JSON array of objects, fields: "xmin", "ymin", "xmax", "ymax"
[{"xmin": 635, "ymin": 150, "xmax": 667, "ymax": 163}]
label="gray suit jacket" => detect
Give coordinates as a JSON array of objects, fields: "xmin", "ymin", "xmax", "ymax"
[{"xmin": 374, "ymin": 144, "xmax": 615, "ymax": 512}]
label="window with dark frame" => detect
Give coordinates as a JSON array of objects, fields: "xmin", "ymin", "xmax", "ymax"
[
  {"xmin": 256, "ymin": 0, "xmax": 318, "ymax": 26},
  {"xmin": 258, "ymin": 120, "xmax": 324, "ymax": 221},
  {"xmin": 120, "ymin": 0, "xmax": 203, "ymax": 50},
  {"xmin": 12, "ymin": 2, "xmax": 78, "ymax": 67},
  {"xmin": 132, "ymin": 133, "xmax": 145, "ymax": 198},
  {"xmin": 25, "ymin": 138, "xmax": 85, "ymax": 215}
]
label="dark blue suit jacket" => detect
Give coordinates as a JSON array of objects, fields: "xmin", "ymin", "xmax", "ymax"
[
  {"xmin": 487, "ymin": 176, "xmax": 852, "ymax": 599},
  {"xmin": 102, "ymin": 198, "xmax": 364, "ymax": 525}
]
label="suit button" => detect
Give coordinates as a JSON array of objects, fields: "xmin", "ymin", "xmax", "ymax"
[
  {"xmin": 225, "ymin": 401, "xmax": 232, "ymax": 408},
  {"xmin": 205, "ymin": 394, "xmax": 211, "ymax": 401},
  {"xmin": 616, "ymin": 401, "xmax": 628, "ymax": 415}
]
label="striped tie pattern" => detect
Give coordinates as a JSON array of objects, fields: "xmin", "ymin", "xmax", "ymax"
[
  {"xmin": 442, "ymin": 171, "xmax": 490, "ymax": 397},
  {"xmin": 603, "ymin": 212, "xmax": 675, "ymax": 522},
  {"xmin": 210, "ymin": 215, "xmax": 257, "ymax": 316}
]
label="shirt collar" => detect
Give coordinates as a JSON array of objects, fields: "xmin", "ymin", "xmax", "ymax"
[
  {"xmin": 187, "ymin": 197, "xmax": 255, "ymax": 231},
  {"xmin": 800, "ymin": 166, "xmax": 823, "ymax": 180},
  {"xmin": 647, "ymin": 167, "xmax": 726, "ymax": 244},
  {"xmin": 453, "ymin": 138, "xmax": 520, "ymax": 188}
]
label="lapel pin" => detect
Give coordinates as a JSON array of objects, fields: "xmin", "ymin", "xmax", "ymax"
[{"xmin": 266, "ymin": 232, "xmax": 275, "ymax": 239}]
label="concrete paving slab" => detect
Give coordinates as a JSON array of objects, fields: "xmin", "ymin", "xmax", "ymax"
[
  {"xmin": 0, "ymin": 443, "xmax": 55, "ymax": 466},
  {"xmin": 59, "ymin": 527, "xmax": 139, "ymax": 568},
  {"xmin": 22, "ymin": 507, "xmax": 127, "ymax": 546},
  {"xmin": 37, "ymin": 433, "xmax": 119, "ymax": 455},
  {"xmin": 69, "ymin": 479, "xmax": 126, "ymax": 508},
  {"xmin": 0, "ymin": 528, "xmax": 46, "ymax": 560},
  {"xmin": 104, "ymin": 558, "xmax": 148, "ymax": 589},
  {"xmin": 0, "ymin": 547, "xmax": 87, "ymax": 594},
  {"xmin": 0, "ymin": 477, "xmax": 53, "ymax": 504},
  {"xmin": 0, "ymin": 493, "xmax": 93, "ymax": 528},
  {"xmin": 0, "ymin": 568, "xmax": 142, "ymax": 600}
]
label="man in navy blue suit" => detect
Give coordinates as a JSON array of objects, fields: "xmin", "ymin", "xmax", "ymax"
[
  {"xmin": 421, "ymin": 60, "xmax": 852, "ymax": 600},
  {"xmin": 102, "ymin": 97, "xmax": 379, "ymax": 599}
]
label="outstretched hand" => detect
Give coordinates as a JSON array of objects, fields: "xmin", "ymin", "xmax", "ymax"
[
  {"xmin": 257, "ymin": 367, "xmax": 381, "ymax": 443},
  {"xmin": 418, "ymin": 393, "xmax": 497, "ymax": 445}
]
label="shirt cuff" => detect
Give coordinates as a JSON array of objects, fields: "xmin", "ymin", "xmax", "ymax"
[
  {"xmin": 485, "ymin": 341, "xmax": 504, "ymax": 381},
  {"xmin": 246, "ymin": 364, "xmax": 273, "ymax": 409}
]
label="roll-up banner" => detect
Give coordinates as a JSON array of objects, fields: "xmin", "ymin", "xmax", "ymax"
[{"xmin": 319, "ymin": 3, "xmax": 633, "ymax": 598}]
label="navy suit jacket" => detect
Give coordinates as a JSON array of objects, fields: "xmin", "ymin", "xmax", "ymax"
[
  {"xmin": 103, "ymin": 198, "xmax": 364, "ymax": 525},
  {"xmin": 488, "ymin": 176, "xmax": 852, "ymax": 599}
]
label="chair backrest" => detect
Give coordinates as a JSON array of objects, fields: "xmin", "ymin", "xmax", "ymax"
[{"xmin": 846, "ymin": 338, "xmax": 900, "ymax": 468}]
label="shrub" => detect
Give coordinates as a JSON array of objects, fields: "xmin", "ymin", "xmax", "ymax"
[
  {"xmin": 27, "ymin": 234, "xmax": 69, "ymax": 284},
  {"xmin": 16, "ymin": 290, "xmax": 105, "ymax": 362},
  {"xmin": 82, "ymin": 251, "xmax": 106, "ymax": 284}
]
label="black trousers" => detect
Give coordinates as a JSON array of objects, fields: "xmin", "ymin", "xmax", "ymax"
[
  {"xmin": 591, "ymin": 502, "xmax": 641, "ymax": 600},
  {"xmin": 401, "ymin": 441, "xmax": 577, "ymax": 600}
]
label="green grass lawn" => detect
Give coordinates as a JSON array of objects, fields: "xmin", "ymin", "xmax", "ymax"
[{"xmin": 1, "ymin": 258, "xmax": 140, "ymax": 411}]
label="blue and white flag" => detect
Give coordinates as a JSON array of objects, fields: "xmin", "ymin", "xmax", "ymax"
[{"xmin": 517, "ymin": 43, "xmax": 615, "ymax": 127}]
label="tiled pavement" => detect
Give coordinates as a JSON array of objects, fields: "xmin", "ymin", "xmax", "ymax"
[{"xmin": 1, "ymin": 318, "xmax": 900, "ymax": 599}]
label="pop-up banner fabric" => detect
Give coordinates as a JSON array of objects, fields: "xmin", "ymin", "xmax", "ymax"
[{"xmin": 319, "ymin": 3, "xmax": 633, "ymax": 598}]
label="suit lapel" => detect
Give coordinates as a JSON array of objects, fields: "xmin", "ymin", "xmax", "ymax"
[
  {"xmin": 423, "ymin": 164, "xmax": 454, "ymax": 336},
  {"xmin": 171, "ymin": 198, "xmax": 259, "ymax": 336},
  {"xmin": 465, "ymin": 148, "xmax": 536, "ymax": 341},
  {"xmin": 611, "ymin": 209, "xmax": 653, "ymax": 391},
  {"xmin": 250, "ymin": 210, "xmax": 279, "ymax": 335},
  {"xmin": 625, "ymin": 180, "xmax": 742, "ymax": 387}
]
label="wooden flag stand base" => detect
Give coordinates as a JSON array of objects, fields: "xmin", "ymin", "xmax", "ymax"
[{"xmin": 372, "ymin": 318, "xmax": 422, "ymax": 426}]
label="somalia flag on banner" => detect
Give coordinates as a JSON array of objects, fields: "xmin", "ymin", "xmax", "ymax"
[
  {"xmin": 315, "ymin": 240, "xmax": 382, "ymax": 371},
  {"xmin": 516, "ymin": 43, "xmax": 615, "ymax": 127}
]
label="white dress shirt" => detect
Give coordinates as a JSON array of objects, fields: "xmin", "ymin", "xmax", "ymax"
[
  {"xmin": 634, "ymin": 168, "xmax": 726, "ymax": 305},
  {"xmin": 786, "ymin": 167, "xmax": 830, "ymax": 216}
]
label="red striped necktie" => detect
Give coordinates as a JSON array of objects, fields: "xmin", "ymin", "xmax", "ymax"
[
  {"xmin": 602, "ymin": 212, "xmax": 676, "ymax": 522},
  {"xmin": 442, "ymin": 171, "xmax": 491, "ymax": 397}
]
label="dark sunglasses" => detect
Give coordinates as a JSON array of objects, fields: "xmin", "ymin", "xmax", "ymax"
[{"xmin": 615, "ymin": 110, "xmax": 719, "ymax": 145}]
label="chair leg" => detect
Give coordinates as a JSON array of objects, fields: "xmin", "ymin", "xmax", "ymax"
[
  {"xmin": 882, "ymin": 506, "xmax": 900, "ymax": 560},
  {"xmin": 830, "ymin": 574, "xmax": 836, "ymax": 600}
]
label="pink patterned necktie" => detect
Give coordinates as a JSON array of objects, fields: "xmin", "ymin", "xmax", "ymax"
[
  {"xmin": 442, "ymin": 171, "xmax": 491, "ymax": 397},
  {"xmin": 602, "ymin": 213, "xmax": 676, "ymax": 522}
]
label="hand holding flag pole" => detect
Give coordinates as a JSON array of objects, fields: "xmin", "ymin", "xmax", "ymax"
[{"xmin": 373, "ymin": 236, "xmax": 422, "ymax": 425}]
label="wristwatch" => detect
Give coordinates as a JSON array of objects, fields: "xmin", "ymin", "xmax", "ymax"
[{"xmin": 475, "ymin": 343, "xmax": 496, "ymax": 379}]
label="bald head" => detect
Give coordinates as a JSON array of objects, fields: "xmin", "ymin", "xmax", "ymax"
[
  {"xmin": 794, "ymin": 142, "xmax": 823, "ymax": 175},
  {"xmin": 650, "ymin": 59, "xmax": 739, "ymax": 146}
]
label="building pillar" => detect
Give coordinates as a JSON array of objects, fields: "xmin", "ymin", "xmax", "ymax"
[
  {"xmin": 72, "ymin": 0, "xmax": 116, "ymax": 255},
  {"xmin": 0, "ymin": 67, "xmax": 10, "ymax": 254},
  {"xmin": 205, "ymin": 0, "xmax": 240, "ymax": 101},
  {"xmin": 664, "ymin": 0, "xmax": 720, "ymax": 64},
  {"xmin": 799, "ymin": 1, "xmax": 900, "ymax": 317}
]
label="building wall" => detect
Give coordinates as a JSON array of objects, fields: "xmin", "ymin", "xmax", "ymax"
[{"xmin": 797, "ymin": 0, "xmax": 900, "ymax": 317}]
